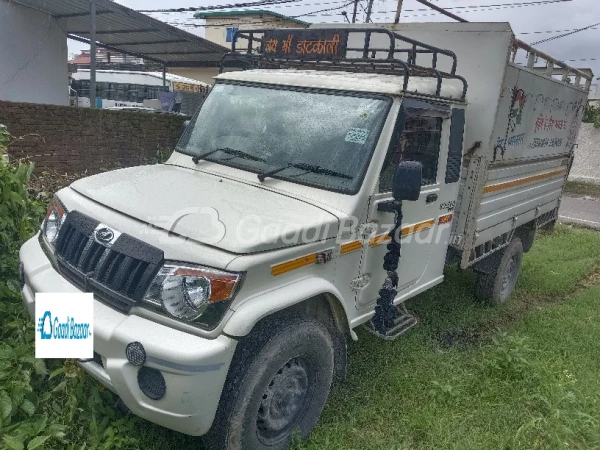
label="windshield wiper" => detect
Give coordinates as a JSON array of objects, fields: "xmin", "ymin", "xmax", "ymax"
[
  {"xmin": 191, "ymin": 147, "xmax": 265, "ymax": 164},
  {"xmin": 258, "ymin": 162, "xmax": 352, "ymax": 182}
]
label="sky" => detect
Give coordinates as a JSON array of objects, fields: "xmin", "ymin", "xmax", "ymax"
[{"xmin": 68, "ymin": 0, "xmax": 600, "ymax": 90}]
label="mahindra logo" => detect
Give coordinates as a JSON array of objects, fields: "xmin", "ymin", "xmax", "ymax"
[{"xmin": 95, "ymin": 227, "xmax": 115, "ymax": 244}]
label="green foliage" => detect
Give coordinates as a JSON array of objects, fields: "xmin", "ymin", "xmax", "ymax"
[
  {"xmin": 148, "ymin": 146, "xmax": 172, "ymax": 165},
  {"xmin": 0, "ymin": 125, "xmax": 139, "ymax": 449},
  {"xmin": 481, "ymin": 331, "xmax": 533, "ymax": 380},
  {"xmin": 582, "ymin": 103, "xmax": 600, "ymax": 127}
]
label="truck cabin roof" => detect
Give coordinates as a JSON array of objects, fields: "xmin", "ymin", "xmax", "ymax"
[{"xmin": 215, "ymin": 69, "xmax": 465, "ymax": 101}]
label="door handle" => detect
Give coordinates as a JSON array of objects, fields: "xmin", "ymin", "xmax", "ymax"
[{"xmin": 426, "ymin": 193, "xmax": 438, "ymax": 204}]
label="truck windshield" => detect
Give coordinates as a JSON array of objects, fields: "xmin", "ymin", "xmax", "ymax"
[{"xmin": 176, "ymin": 83, "xmax": 390, "ymax": 194}]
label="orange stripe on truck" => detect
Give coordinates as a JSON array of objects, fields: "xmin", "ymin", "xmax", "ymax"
[
  {"xmin": 271, "ymin": 253, "xmax": 317, "ymax": 276},
  {"xmin": 369, "ymin": 219, "xmax": 436, "ymax": 247},
  {"xmin": 340, "ymin": 240, "xmax": 363, "ymax": 255},
  {"xmin": 483, "ymin": 168, "xmax": 567, "ymax": 194}
]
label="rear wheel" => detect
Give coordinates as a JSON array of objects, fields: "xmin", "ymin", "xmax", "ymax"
[
  {"xmin": 515, "ymin": 225, "xmax": 535, "ymax": 253},
  {"xmin": 476, "ymin": 237, "xmax": 524, "ymax": 304},
  {"xmin": 204, "ymin": 314, "xmax": 335, "ymax": 450}
]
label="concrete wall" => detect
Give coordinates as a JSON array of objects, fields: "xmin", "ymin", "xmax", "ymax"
[
  {"xmin": 0, "ymin": 100, "xmax": 188, "ymax": 173},
  {"xmin": 570, "ymin": 123, "xmax": 600, "ymax": 184},
  {"xmin": 0, "ymin": 2, "xmax": 68, "ymax": 106}
]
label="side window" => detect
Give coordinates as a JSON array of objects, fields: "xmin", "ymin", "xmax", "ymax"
[
  {"xmin": 379, "ymin": 115, "xmax": 443, "ymax": 192},
  {"xmin": 226, "ymin": 27, "xmax": 239, "ymax": 43}
]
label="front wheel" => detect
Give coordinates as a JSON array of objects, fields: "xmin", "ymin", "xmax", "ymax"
[
  {"xmin": 204, "ymin": 315, "xmax": 335, "ymax": 450},
  {"xmin": 476, "ymin": 236, "xmax": 524, "ymax": 304}
]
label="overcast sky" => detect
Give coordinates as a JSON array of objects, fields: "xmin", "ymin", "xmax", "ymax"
[{"xmin": 69, "ymin": 0, "xmax": 600, "ymax": 89}]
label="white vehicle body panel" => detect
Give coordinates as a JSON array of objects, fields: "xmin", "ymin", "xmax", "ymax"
[{"xmin": 70, "ymin": 164, "xmax": 339, "ymax": 254}]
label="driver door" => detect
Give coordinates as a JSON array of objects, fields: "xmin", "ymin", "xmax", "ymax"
[{"xmin": 356, "ymin": 99, "xmax": 455, "ymax": 310}]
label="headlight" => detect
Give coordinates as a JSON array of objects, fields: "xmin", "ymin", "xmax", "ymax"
[
  {"xmin": 143, "ymin": 263, "xmax": 243, "ymax": 329},
  {"xmin": 42, "ymin": 196, "xmax": 67, "ymax": 247}
]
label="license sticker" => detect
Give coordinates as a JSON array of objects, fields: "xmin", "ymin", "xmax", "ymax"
[{"xmin": 345, "ymin": 128, "xmax": 370, "ymax": 144}]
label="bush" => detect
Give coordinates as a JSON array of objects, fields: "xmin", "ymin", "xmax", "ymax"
[
  {"xmin": 582, "ymin": 103, "xmax": 600, "ymax": 128},
  {"xmin": 0, "ymin": 125, "xmax": 138, "ymax": 449}
]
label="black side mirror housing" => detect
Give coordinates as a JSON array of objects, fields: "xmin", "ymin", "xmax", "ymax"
[
  {"xmin": 392, "ymin": 161, "xmax": 422, "ymax": 201},
  {"xmin": 181, "ymin": 120, "xmax": 191, "ymax": 134}
]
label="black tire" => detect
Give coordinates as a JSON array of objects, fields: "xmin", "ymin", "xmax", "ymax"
[
  {"xmin": 476, "ymin": 237, "xmax": 524, "ymax": 304},
  {"xmin": 515, "ymin": 226, "xmax": 535, "ymax": 253},
  {"xmin": 203, "ymin": 314, "xmax": 335, "ymax": 450}
]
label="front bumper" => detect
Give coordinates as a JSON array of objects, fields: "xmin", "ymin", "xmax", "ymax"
[{"xmin": 19, "ymin": 234, "xmax": 237, "ymax": 436}]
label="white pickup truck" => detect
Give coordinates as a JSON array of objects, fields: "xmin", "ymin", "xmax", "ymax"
[{"xmin": 19, "ymin": 22, "xmax": 591, "ymax": 450}]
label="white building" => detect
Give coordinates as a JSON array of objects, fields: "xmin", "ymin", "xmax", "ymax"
[
  {"xmin": 194, "ymin": 10, "xmax": 309, "ymax": 49},
  {"xmin": 0, "ymin": 2, "xmax": 68, "ymax": 105}
]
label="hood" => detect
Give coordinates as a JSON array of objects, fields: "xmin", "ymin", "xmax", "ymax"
[{"xmin": 70, "ymin": 164, "xmax": 339, "ymax": 254}]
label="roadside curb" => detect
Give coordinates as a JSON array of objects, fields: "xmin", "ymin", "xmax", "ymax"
[{"xmin": 559, "ymin": 195, "xmax": 600, "ymax": 231}]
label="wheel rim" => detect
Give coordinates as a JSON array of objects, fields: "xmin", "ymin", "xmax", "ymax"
[
  {"xmin": 500, "ymin": 254, "xmax": 519, "ymax": 298},
  {"xmin": 256, "ymin": 356, "xmax": 314, "ymax": 445}
]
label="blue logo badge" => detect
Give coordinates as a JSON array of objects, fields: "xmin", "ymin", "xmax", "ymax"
[
  {"xmin": 36, "ymin": 310, "xmax": 92, "ymax": 340},
  {"xmin": 37, "ymin": 311, "xmax": 53, "ymax": 339}
]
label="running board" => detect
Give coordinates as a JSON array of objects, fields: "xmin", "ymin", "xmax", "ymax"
[{"xmin": 364, "ymin": 304, "xmax": 419, "ymax": 341}]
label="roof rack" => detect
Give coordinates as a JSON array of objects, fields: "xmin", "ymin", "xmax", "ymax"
[
  {"xmin": 512, "ymin": 40, "xmax": 592, "ymax": 91},
  {"xmin": 219, "ymin": 28, "xmax": 468, "ymax": 101}
]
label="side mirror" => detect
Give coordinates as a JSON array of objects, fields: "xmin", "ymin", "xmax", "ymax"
[
  {"xmin": 392, "ymin": 161, "xmax": 422, "ymax": 201},
  {"xmin": 181, "ymin": 120, "xmax": 191, "ymax": 135}
]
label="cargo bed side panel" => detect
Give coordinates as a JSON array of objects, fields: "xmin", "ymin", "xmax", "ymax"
[{"xmin": 460, "ymin": 64, "xmax": 587, "ymax": 266}]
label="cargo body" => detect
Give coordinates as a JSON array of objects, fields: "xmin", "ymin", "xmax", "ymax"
[{"xmin": 315, "ymin": 21, "xmax": 591, "ymax": 267}]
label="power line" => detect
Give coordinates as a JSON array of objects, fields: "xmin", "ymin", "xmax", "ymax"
[
  {"xmin": 295, "ymin": 0, "xmax": 573, "ymax": 18},
  {"xmin": 138, "ymin": 0, "xmax": 305, "ymax": 13},
  {"xmin": 294, "ymin": 0, "xmax": 355, "ymax": 17},
  {"xmin": 143, "ymin": 0, "xmax": 570, "ymax": 14},
  {"xmin": 564, "ymin": 57, "xmax": 600, "ymax": 62},
  {"xmin": 518, "ymin": 27, "xmax": 598, "ymax": 35},
  {"xmin": 531, "ymin": 21, "xmax": 600, "ymax": 45},
  {"xmin": 365, "ymin": 0, "xmax": 572, "ymax": 18},
  {"xmin": 164, "ymin": 1, "xmax": 356, "ymax": 28},
  {"xmin": 154, "ymin": 0, "xmax": 577, "ymax": 28}
]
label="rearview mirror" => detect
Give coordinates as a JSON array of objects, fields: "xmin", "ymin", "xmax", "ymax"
[{"xmin": 392, "ymin": 161, "xmax": 422, "ymax": 201}]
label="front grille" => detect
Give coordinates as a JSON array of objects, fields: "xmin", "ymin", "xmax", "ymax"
[{"xmin": 55, "ymin": 211, "xmax": 164, "ymax": 311}]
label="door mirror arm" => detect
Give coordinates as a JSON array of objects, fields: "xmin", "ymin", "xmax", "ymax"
[{"xmin": 377, "ymin": 200, "xmax": 402, "ymax": 213}]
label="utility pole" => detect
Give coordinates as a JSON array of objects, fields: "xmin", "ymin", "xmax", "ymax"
[
  {"xmin": 365, "ymin": 0, "xmax": 374, "ymax": 23},
  {"xmin": 351, "ymin": 0, "xmax": 359, "ymax": 23},
  {"xmin": 414, "ymin": 0, "xmax": 468, "ymax": 23},
  {"xmin": 393, "ymin": 0, "xmax": 403, "ymax": 24},
  {"xmin": 89, "ymin": 0, "xmax": 97, "ymax": 109}
]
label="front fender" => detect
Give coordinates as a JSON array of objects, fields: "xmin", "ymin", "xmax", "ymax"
[{"xmin": 223, "ymin": 277, "xmax": 354, "ymax": 338}]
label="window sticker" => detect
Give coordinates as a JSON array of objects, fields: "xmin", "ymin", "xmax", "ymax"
[{"xmin": 345, "ymin": 128, "xmax": 370, "ymax": 144}]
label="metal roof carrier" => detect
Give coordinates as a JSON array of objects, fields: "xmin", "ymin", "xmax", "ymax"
[{"xmin": 220, "ymin": 28, "xmax": 468, "ymax": 101}]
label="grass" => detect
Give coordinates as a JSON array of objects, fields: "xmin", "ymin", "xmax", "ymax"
[
  {"xmin": 289, "ymin": 225, "xmax": 600, "ymax": 450},
  {"xmin": 564, "ymin": 180, "xmax": 600, "ymax": 198},
  {"xmin": 5, "ymin": 225, "xmax": 600, "ymax": 449}
]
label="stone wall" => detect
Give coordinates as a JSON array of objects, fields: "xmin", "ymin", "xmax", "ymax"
[{"xmin": 0, "ymin": 100, "xmax": 188, "ymax": 173}]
